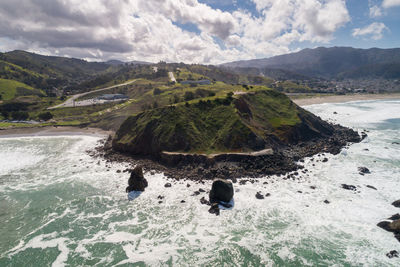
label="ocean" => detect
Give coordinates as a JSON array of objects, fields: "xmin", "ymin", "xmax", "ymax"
[{"xmin": 0, "ymin": 99, "xmax": 399, "ymax": 266}]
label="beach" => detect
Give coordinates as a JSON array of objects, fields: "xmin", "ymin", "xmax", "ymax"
[{"xmin": 292, "ymin": 93, "xmax": 400, "ymax": 106}]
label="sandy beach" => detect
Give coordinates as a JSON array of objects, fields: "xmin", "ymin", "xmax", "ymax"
[
  {"xmin": 0, "ymin": 126, "xmax": 112, "ymax": 138},
  {"xmin": 292, "ymin": 93, "xmax": 400, "ymax": 106}
]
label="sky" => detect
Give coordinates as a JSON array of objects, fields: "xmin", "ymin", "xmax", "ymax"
[{"xmin": 0, "ymin": 0, "xmax": 399, "ymax": 64}]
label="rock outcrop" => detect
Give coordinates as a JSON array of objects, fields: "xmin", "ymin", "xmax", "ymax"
[
  {"xmin": 392, "ymin": 199, "xmax": 400, "ymax": 208},
  {"xmin": 209, "ymin": 178, "xmax": 234, "ymax": 204},
  {"xmin": 126, "ymin": 166, "xmax": 148, "ymax": 192}
]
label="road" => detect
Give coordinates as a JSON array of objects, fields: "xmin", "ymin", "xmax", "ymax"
[{"xmin": 48, "ymin": 80, "xmax": 137, "ymax": 109}]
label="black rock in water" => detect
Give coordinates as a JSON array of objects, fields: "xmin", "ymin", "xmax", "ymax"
[
  {"xmin": 200, "ymin": 197, "xmax": 210, "ymax": 205},
  {"xmin": 208, "ymin": 203, "xmax": 220, "ymax": 216},
  {"xmin": 324, "ymin": 200, "xmax": 330, "ymax": 204},
  {"xmin": 341, "ymin": 184, "xmax": 357, "ymax": 191},
  {"xmin": 209, "ymin": 179, "xmax": 234, "ymax": 204},
  {"xmin": 377, "ymin": 221, "xmax": 392, "ymax": 232},
  {"xmin": 386, "ymin": 250, "xmax": 398, "ymax": 258},
  {"xmin": 358, "ymin": 167, "xmax": 370, "ymax": 175},
  {"xmin": 126, "ymin": 166, "xmax": 148, "ymax": 192},
  {"xmin": 392, "ymin": 200, "xmax": 400, "ymax": 208},
  {"xmin": 255, "ymin": 192, "xmax": 264, "ymax": 199},
  {"xmin": 388, "ymin": 214, "xmax": 400, "ymax": 220}
]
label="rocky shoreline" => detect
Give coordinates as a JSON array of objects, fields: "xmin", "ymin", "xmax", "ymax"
[{"xmin": 90, "ymin": 123, "xmax": 362, "ymax": 181}]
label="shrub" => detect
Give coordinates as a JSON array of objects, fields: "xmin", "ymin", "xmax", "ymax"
[
  {"xmin": 153, "ymin": 88, "xmax": 162, "ymax": 95},
  {"xmin": 11, "ymin": 111, "xmax": 29, "ymax": 121},
  {"xmin": 184, "ymin": 91, "xmax": 195, "ymax": 101},
  {"xmin": 38, "ymin": 111, "xmax": 53, "ymax": 121}
]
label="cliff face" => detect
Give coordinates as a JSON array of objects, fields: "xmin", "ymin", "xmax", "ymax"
[{"xmin": 112, "ymin": 90, "xmax": 340, "ymax": 156}]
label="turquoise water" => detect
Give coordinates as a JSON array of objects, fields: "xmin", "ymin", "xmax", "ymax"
[{"xmin": 0, "ymin": 99, "xmax": 400, "ymax": 266}]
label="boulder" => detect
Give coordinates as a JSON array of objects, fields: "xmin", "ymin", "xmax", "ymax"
[
  {"xmin": 388, "ymin": 214, "xmax": 400, "ymax": 220},
  {"xmin": 126, "ymin": 166, "xmax": 148, "ymax": 192},
  {"xmin": 209, "ymin": 178, "xmax": 234, "ymax": 204},
  {"xmin": 358, "ymin": 167, "xmax": 370, "ymax": 175},
  {"xmin": 392, "ymin": 200, "xmax": 400, "ymax": 208},
  {"xmin": 386, "ymin": 250, "xmax": 398, "ymax": 258},
  {"xmin": 341, "ymin": 184, "xmax": 357, "ymax": 191},
  {"xmin": 377, "ymin": 220, "xmax": 400, "ymax": 233},
  {"xmin": 255, "ymin": 192, "xmax": 264, "ymax": 199},
  {"xmin": 200, "ymin": 197, "xmax": 210, "ymax": 205},
  {"xmin": 208, "ymin": 203, "xmax": 220, "ymax": 216}
]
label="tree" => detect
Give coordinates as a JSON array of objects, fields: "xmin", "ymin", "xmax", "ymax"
[{"xmin": 38, "ymin": 111, "xmax": 53, "ymax": 121}]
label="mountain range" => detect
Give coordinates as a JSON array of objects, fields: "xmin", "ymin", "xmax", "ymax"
[{"xmin": 222, "ymin": 47, "xmax": 400, "ymax": 80}]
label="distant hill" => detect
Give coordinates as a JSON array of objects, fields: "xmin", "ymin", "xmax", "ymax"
[
  {"xmin": 221, "ymin": 47, "xmax": 400, "ymax": 79},
  {"xmin": 0, "ymin": 50, "xmax": 117, "ymax": 93},
  {"xmin": 106, "ymin": 59, "xmax": 152, "ymax": 66}
]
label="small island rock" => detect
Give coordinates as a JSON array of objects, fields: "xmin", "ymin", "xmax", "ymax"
[
  {"xmin": 209, "ymin": 178, "xmax": 234, "ymax": 204},
  {"xmin": 126, "ymin": 166, "xmax": 148, "ymax": 192}
]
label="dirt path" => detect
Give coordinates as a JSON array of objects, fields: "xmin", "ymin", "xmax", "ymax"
[
  {"xmin": 48, "ymin": 79, "xmax": 137, "ymax": 109},
  {"xmin": 162, "ymin": 148, "xmax": 273, "ymax": 159}
]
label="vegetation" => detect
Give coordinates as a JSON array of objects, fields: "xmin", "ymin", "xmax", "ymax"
[
  {"xmin": 0, "ymin": 78, "xmax": 44, "ymax": 100},
  {"xmin": 113, "ymin": 89, "xmax": 332, "ymax": 155}
]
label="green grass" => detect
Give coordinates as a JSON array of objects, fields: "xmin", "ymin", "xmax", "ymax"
[
  {"xmin": 175, "ymin": 68, "xmax": 209, "ymax": 81},
  {"xmin": 0, "ymin": 78, "xmax": 44, "ymax": 100},
  {"xmin": 113, "ymin": 89, "xmax": 304, "ymax": 155}
]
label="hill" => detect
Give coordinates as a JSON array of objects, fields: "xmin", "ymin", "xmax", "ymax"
[
  {"xmin": 222, "ymin": 47, "xmax": 400, "ymax": 79},
  {"xmin": 113, "ymin": 89, "xmax": 343, "ymax": 156}
]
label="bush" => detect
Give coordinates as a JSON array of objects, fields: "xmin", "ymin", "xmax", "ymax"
[
  {"xmin": 11, "ymin": 111, "xmax": 29, "ymax": 121},
  {"xmin": 153, "ymin": 88, "xmax": 162, "ymax": 95},
  {"xmin": 38, "ymin": 111, "xmax": 53, "ymax": 121},
  {"xmin": 184, "ymin": 91, "xmax": 195, "ymax": 101}
]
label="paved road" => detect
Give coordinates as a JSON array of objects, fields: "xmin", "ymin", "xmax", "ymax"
[{"xmin": 48, "ymin": 80, "xmax": 137, "ymax": 109}]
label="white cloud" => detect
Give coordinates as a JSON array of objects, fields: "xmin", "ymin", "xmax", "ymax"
[
  {"xmin": 0, "ymin": 0, "xmax": 352, "ymax": 63},
  {"xmin": 352, "ymin": 22, "xmax": 388, "ymax": 40},
  {"xmin": 382, "ymin": 0, "xmax": 400, "ymax": 8},
  {"xmin": 369, "ymin": 5, "xmax": 383, "ymax": 18}
]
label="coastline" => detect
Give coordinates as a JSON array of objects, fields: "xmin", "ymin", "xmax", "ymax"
[
  {"xmin": 0, "ymin": 126, "xmax": 112, "ymax": 138},
  {"xmin": 292, "ymin": 93, "xmax": 400, "ymax": 106}
]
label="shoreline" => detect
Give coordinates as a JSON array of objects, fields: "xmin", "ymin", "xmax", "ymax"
[
  {"xmin": 0, "ymin": 126, "xmax": 112, "ymax": 138},
  {"xmin": 292, "ymin": 93, "xmax": 400, "ymax": 106}
]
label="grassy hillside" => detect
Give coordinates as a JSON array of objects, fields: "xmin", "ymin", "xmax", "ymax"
[
  {"xmin": 113, "ymin": 90, "xmax": 334, "ymax": 155},
  {"xmin": 0, "ymin": 78, "xmax": 45, "ymax": 100}
]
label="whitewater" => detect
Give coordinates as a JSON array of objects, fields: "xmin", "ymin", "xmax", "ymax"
[{"xmin": 0, "ymin": 99, "xmax": 399, "ymax": 266}]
